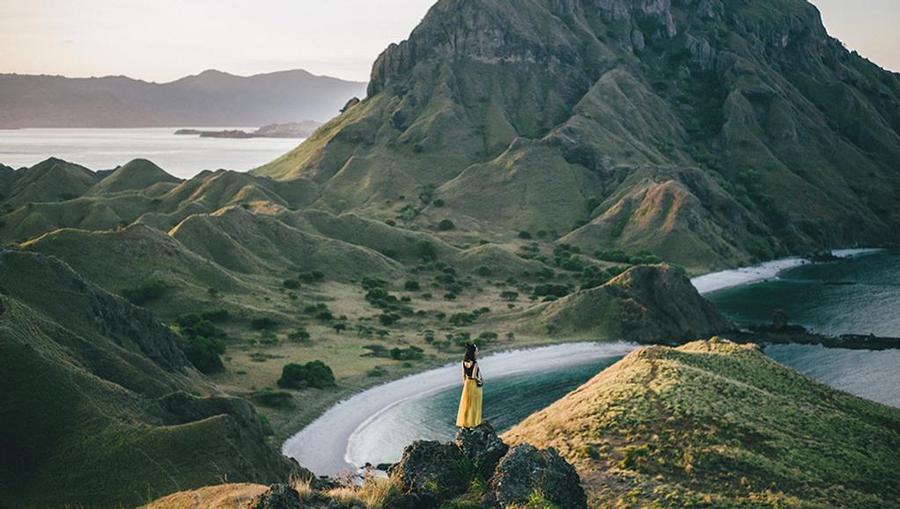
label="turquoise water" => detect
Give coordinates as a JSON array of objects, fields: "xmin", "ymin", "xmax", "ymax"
[
  {"xmin": 706, "ymin": 250, "xmax": 900, "ymax": 337},
  {"xmin": 345, "ymin": 356, "xmax": 622, "ymax": 467},
  {"xmin": 706, "ymin": 250, "xmax": 900, "ymax": 409}
]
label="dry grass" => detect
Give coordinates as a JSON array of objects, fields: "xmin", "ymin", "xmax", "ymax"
[{"xmin": 139, "ymin": 483, "xmax": 268, "ymax": 509}]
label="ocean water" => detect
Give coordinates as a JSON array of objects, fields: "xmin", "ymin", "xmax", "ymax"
[
  {"xmin": 705, "ymin": 250, "xmax": 900, "ymax": 337},
  {"xmin": 343, "ymin": 355, "xmax": 624, "ymax": 468},
  {"xmin": 0, "ymin": 128, "xmax": 302, "ymax": 178},
  {"xmin": 705, "ymin": 250, "xmax": 900, "ymax": 408}
]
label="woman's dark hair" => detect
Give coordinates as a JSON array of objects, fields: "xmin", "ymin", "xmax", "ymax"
[{"xmin": 464, "ymin": 343, "xmax": 477, "ymax": 363}]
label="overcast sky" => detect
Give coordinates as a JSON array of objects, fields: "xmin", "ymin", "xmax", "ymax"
[{"xmin": 0, "ymin": 0, "xmax": 897, "ymax": 83}]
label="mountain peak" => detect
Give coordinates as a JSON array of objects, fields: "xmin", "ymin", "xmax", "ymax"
[{"xmin": 257, "ymin": 0, "xmax": 900, "ymax": 271}]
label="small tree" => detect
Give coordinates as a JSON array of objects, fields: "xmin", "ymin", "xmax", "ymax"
[
  {"xmin": 277, "ymin": 361, "xmax": 336, "ymax": 390},
  {"xmin": 500, "ymin": 291, "xmax": 519, "ymax": 302},
  {"xmin": 333, "ymin": 322, "xmax": 348, "ymax": 334},
  {"xmin": 437, "ymin": 219, "xmax": 456, "ymax": 231},
  {"xmin": 289, "ymin": 329, "xmax": 311, "ymax": 343}
]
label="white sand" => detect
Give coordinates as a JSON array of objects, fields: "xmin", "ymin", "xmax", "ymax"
[
  {"xmin": 690, "ymin": 248, "xmax": 883, "ymax": 295},
  {"xmin": 282, "ymin": 341, "xmax": 637, "ymax": 476}
]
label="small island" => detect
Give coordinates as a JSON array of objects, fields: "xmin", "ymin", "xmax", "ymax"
[{"xmin": 174, "ymin": 120, "xmax": 321, "ymax": 139}]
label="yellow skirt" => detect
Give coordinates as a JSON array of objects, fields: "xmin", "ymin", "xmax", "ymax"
[{"xmin": 456, "ymin": 379, "xmax": 483, "ymax": 428}]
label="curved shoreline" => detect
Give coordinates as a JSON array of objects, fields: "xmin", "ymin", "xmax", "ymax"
[
  {"xmin": 690, "ymin": 248, "xmax": 883, "ymax": 295},
  {"xmin": 282, "ymin": 341, "xmax": 637, "ymax": 476}
]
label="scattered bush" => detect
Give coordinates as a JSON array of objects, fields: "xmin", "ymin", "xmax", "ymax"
[
  {"xmin": 277, "ymin": 360, "xmax": 336, "ymax": 390},
  {"xmin": 475, "ymin": 266, "xmax": 493, "ymax": 277},
  {"xmin": 288, "ymin": 329, "xmax": 311, "ymax": 343},
  {"xmin": 378, "ymin": 313, "xmax": 401, "ymax": 326},
  {"xmin": 182, "ymin": 336, "xmax": 225, "ymax": 374},
  {"xmin": 404, "ymin": 280, "xmax": 421, "ymax": 291},
  {"xmin": 283, "ymin": 278, "xmax": 301, "ymax": 290},
  {"xmin": 500, "ymin": 291, "xmax": 519, "ymax": 302},
  {"xmin": 517, "ymin": 231, "xmax": 533, "ymax": 240},
  {"xmin": 438, "ymin": 219, "xmax": 456, "ymax": 231},
  {"xmin": 390, "ymin": 346, "xmax": 424, "ymax": 361},
  {"xmin": 418, "ymin": 241, "xmax": 437, "ymax": 261}
]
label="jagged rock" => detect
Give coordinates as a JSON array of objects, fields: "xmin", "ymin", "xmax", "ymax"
[
  {"xmin": 454, "ymin": 422, "xmax": 509, "ymax": 478},
  {"xmin": 388, "ymin": 440, "xmax": 469, "ymax": 508},
  {"xmin": 249, "ymin": 484, "xmax": 302, "ymax": 509},
  {"xmin": 484, "ymin": 444, "xmax": 587, "ymax": 509},
  {"xmin": 341, "ymin": 97, "xmax": 361, "ymax": 113}
]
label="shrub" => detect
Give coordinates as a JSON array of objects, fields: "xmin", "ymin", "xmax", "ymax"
[
  {"xmin": 517, "ymin": 230, "xmax": 533, "ymax": 240},
  {"xmin": 418, "ymin": 241, "xmax": 437, "ymax": 261},
  {"xmin": 289, "ymin": 329, "xmax": 311, "ymax": 343},
  {"xmin": 438, "ymin": 219, "xmax": 456, "ymax": 231},
  {"xmin": 449, "ymin": 312, "xmax": 477, "ymax": 327},
  {"xmin": 362, "ymin": 277, "xmax": 387, "ymax": 290},
  {"xmin": 500, "ymin": 291, "xmax": 519, "ymax": 302},
  {"xmin": 333, "ymin": 322, "xmax": 348, "ymax": 334},
  {"xmin": 378, "ymin": 313, "xmax": 401, "ymax": 326},
  {"xmin": 390, "ymin": 346, "xmax": 424, "ymax": 361},
  {"xmin": 433, "ymin": 199, "xmax": 445, "ymax": 207},
  {"xmin": 251, "ymin": 317, "xmax": 278, "ymax": 330},
  {"xmin": 121, "ymin": 281, "xmax": 169, "ymax": 306},
  {"xmin": 283, "ymin": 278, "xmax": 301, "ymax": 290},
  {"xmin": 182, "ymin": 336, "xmax": 225, "ymax": 374},
  {"xmin": 277, "ymin": 360, "xmax": 336, "ymax": 390},
  {"xmin": 475, "ymin": 266, "xmax": 493, "ymax": 277},
  {"xmin": 404, "ymin": 280, "xmax": 421, "ymax": 291}
]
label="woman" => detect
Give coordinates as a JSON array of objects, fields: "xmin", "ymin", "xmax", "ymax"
[{"xmin": 456, "ymin": 343, "xmax": 483, "ymax": 428}]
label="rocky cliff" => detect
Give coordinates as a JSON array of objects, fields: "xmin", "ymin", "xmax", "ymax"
[{"xmin": 257, "ymin": 0, "xmax": 900, "ymax": 271}]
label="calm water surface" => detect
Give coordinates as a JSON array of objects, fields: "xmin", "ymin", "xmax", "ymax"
[
  {"xmin": 706, "ymin": 250, "xmax": 900, "ymax": 408},
  {"xmin": 0, "ymin": 128, "xmax": 301, "ymax": 178},
  {"xmin": 345, "ymin": 356, "xmax": 622, "ymax": 468}
]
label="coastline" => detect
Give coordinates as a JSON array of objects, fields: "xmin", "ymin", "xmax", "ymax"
[
  {"xmin": 282, "ymin": 341, "xmax": 637, "ymax": 476},
  {"xmin": 690, "ymin": 248, "xmax": 883, "ymax": 295}
]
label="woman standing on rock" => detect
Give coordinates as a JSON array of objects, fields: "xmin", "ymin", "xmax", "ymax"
[{"xmin": 456, "ymin": 343, "xmax": 483, "ymax": 428}]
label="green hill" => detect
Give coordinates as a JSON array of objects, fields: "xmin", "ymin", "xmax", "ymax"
[
  {"xmin": 504, "ymin": 339, "xmax": 900, "ymax": 508},
  {"xmin": 518, "ymin": 264, "xmax": 729, "ymax": 341},
  {"xmin": 3, "ymin": 158, "xmax": 100, "ymax": 207},
  {"xmin": 0, "ymin": 250, "xmax": 297, "ymax": 509},
  {"xmin": 256, "ymin": 0, "xmax": 900, "ymax": 271},
  {"xmin": 87, "ymin": 158, "xmax": 182, "ymax": 196}
]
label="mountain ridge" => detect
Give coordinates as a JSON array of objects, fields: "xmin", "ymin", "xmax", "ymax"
[
  {"xmin": 256, "ymin": 0, "xmax": 900, "ymax": 272},
  {"xmin": 0, "ymin": 69, "xmax": 366, "ymax": 128}
]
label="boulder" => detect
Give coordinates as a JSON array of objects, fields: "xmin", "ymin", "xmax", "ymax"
[
  {"xmin": 388, "ymin": 440, "xmax": 469, "ymax": 508},
  {"xmin": 484, "ymin": 444, "xmax": 587, "ymax": 509},
  {"xmin": 455, "ymin": 422, "xmax": 509, "ymax": 478}
]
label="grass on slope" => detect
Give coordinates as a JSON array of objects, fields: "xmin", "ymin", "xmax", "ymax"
[{"xmin": 503, "ymin": 339, "xmax": 900, "ymax": 509}]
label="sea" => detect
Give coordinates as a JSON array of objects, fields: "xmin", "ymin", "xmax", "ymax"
[{"xmin": 0, "ymin": 127, "xmax": 302, "ymax": 178}]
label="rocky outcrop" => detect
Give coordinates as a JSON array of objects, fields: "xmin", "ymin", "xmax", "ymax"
[
  {"xmin": 532, "ymin": 264, "xmax": 730, "ymax": 341},
  {"xmin": 484, "ymin": 444, "xmax": 587, "ymax": 509},
  {"xmin": 388, "ymin": 441, "xmax": 469, "ymax": 507},
  {"xmin": 388, "ymin": 422, "xmax": 586, "ymax": 509},
  {"xmin": 454, "ymin": 422, "xmax": 509, "ymax": 478}
]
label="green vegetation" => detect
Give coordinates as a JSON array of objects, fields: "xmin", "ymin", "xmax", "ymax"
[
  {"xmin": 277, "ymin": 361, "xmax": 336, "ymax": 390},
  {"xmin": 506, "ymin": 339, "xmax": 900, "ymax": 508}
]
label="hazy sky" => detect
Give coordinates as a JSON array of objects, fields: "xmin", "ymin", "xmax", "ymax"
[{"xmin": 0, "ymin": 0, "xmax": 897, "ymax": 83}]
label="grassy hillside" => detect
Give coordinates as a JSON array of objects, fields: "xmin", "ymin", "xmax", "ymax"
[
  {"xmin": 255, "ymin": 0, "xmax": 900, "ymax": 271},
  {"xmin": 0, "ymin": 250, "xmax": 296, "ymax": 509},
  {"xmin": 504, "ymin": 339, "xmax": 900, "ymax": 508}
]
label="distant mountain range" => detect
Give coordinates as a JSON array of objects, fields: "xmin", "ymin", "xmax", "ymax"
[{"xmin": 0, "ymin": 69, "xmax": 366, "ymax": 128}]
